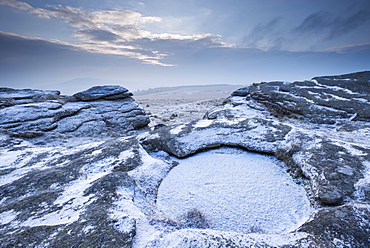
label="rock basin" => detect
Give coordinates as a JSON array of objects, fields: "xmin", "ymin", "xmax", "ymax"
[{"xmin": 157, "ymin": 147, "xmax": 312, "ymax": 234}]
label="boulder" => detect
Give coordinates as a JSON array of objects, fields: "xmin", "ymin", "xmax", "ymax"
[
  {"xmin": 298, "ymin": 203, "xmax": 370, "ymax": 247},
  {"xmin": 226, "ymin": 71, "xmax": 370, "ymax": 124},
  {"xmin": 0, "ymin": 134, "xmax": 175, "ymax": 248},
  {"xmin": 140, "ymin": 119, "xmax": 370, "ymax": 207},
  {"xmin": 73, "ymin": 85, "xmax": 133, "ymax": 101},
  {"xmin": 276, "ymin": 130, "xmax": 370, "ymax": 205},
  {"xmin": 0, "ymin": 87, "xmax": 60, "ymax": 107},
  {"xmin": 0, "ymin": 137, "xmax": 141, "ymax": 247},
  {"xmin": 139, "ymin": 118, "xmax": 292, "ymax": 157},
  {"xmin": 0, "ymin": 86, "xmax": 149, "ymax": 141}
]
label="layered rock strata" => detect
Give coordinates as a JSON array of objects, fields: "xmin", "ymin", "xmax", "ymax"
[{"xmin": 0, "ymin": 86, "xmax": 150, "ymax": 141}]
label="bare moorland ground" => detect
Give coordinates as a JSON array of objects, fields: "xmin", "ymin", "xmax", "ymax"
[{"xmin": 134, "ymin": 84, "xmax": 244, "ymax": 126}]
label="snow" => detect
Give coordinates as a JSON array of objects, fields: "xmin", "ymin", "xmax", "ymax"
[
  {"xmin": 218, "ymin": 117, "xmax": 247, "ymax": 125},
  {"xmin": 321, "ymin": 92, "xmax": 350, "ymax": 101},
  {"xmin": 353, "ymin": 98, "xmax": 369, "ymax": 103},
  {"xmin": 137, "ymin": 132, "xmax": 160, "ymax": 141},
  {"xmin": 109, "ymin": 186, "xmax": 143, "ymax": 234},
  {"xmin": 127, "ymin": 148, "xmax": 179, "ymax": 247},
  {"xmin": 157, "ymin": 147, "xmax": 312, "ymax": 234},
  {"xmin": 354, "ymin": 161, "xmax": 370, "ymax": 201},
  {"xmin": 306, "ymin": 91, "xmax": 351, "ymax": 102},
  {"xmin": 118, "ymin": 150, "xmax": 135, "ymax": 160},
  {"xmin": 21, "ymin": 154, "xmax": 121, "ymax": 227},
  {"xmin": 0, "ymin": 139, "xmax": 110, "ymax": 187},
  {"xmin": 321, "ymin": 78, "xmax": 355, "ymax": 81},
  {"xmin": 0, "ymin": 147, "xmax": 55, "ymax": 186},
  {"xmin": 170, "ymin": 124, "xmax": 186, "ymax": 135},
  {"xmin": 0, "ymin": 141, "xmax": 139, "ymax": 228},
  {"xmin": 152, "ymin": 228, "xmax": 312, "ymax": 247},
  {"xmin": 311, "ymin": 80, "xmax": 358, "ymax": 95},
  {"xmin": 308, "ymin": 102, "xmax": 346, "ymax": 114},
  {"xmin": 337, "ymin": 165, "xmax": 355, "ymax": 176},
  {"xmin": 193, "ymin": 119, "xmax": 213, "ymax": 128},
  {"xmin": 127, "ymin": 147, "xmax": 174, "ymax": 213},
  {"xmin": 0, "ymin": 210, "xmax": 18, "ymax": 225},
  {"xmin": 23, "ymin": 173, "xmax": 106, "ymax": 226},
  {"xmin": 333, "ymin": 141, "xmax": 368, "ymax": 156},
  {"xmin": 133, "ymin": 217, "xmax": 163, "ymax": 248}
]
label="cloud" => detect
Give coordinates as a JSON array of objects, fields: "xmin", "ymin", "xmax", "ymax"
[
  {"xmin": 2, "ymin": 31, "xmax": 370, "ymax": 94},
  {"xmin": 294, "ymin": 11, "xmax": 331, "ymax": 33},
  {"xmin": 135, "ymin": 33, "xmax": 232, "ymax": 51},
  {"xmin": 0, "ymin": 0, "xmax": 31, "ymax": 10},
  {"xmin": 325, "ymin": 42, "xmax": 370, "ymax": 53},
  {"xmin": 241, "ymin": 3, "xmax": 370, "ymax": 52},
  {"xmin": 0, "ymin": 0, "xmax": 231, "ymax": 66},
  {"xmin": 295, "ymin": 10, "xmax": 370, "ymax": 40},
  {"xmin": 74, "ymin": 29, "xmax": 121, "ymax": 42},
  {"xmin": 111, "ymin": 25, "xmax": 151, "ymax": 41},
  {"xmin": 0, "ymin": 0, "xmax": 57, "ymax": 19},
  {"xmin": 47, "ymin": 5, "xmax": 95, "ymax": 28},
  {"xmin": 90, "ymin": 10, "xmax": 161, "ymax": 25},
  {"xmin": 242, "ymin": 17, "xmax": 285, "ymax": 50}
]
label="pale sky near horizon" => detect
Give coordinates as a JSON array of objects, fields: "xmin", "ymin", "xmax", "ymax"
[{"xmin": 0, "ymin": 0, "xmax": 369, "ymax": 93}]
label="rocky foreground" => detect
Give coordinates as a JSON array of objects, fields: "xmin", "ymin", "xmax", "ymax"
[{"xmin": 1, "ymin": 71, "xmax": 370, "ymax": 247}]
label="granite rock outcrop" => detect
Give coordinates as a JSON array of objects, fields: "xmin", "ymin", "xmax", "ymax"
[
  {"xmin": 1, "ymin": 73, "xmax": 370, "ymax": 247},
  {"xmin": 0, "ymin": 86, "xmax": 150, "ymax": 141}
]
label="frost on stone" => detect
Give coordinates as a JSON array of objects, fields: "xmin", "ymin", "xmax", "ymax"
[
  {"xmin": 1, "ymin": 73, "xmax": 370, "ymax": 247},
  {"xmin": 354, "ymin": 161, "xmax": 370, "ymax": 201},
  {"xmin": 157, "ymin": 147, "xmax": 312, "ymax": 234}
]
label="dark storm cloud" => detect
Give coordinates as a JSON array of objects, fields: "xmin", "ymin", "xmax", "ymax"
[{"xmin": 295, "ymin": 10, "xmax": 370, "ymax": 39}]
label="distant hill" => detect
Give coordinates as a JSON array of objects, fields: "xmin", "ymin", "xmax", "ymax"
[
  {"xmin": 37, "ymin": 79, "xmax": 245, "ymax": 96},
  {"xmin": 133, "ymin": 84, "xmax": 244, "ymax": 99}
]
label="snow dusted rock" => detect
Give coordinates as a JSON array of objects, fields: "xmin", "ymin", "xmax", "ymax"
[
  {"xmin": 0, "ymin": 135, "xmax": 177, "ymax": 247},
  {"xmin": 0, "ymin": 86, "xmax": 149, "ymax": 140},
  {"xmin": 1, "ymin": 72, "xmax": 370, "ymax": 247},
  {"xmin": 73, "ymin": 85, "xmax": 133, "ymax": 101},
  {"xmin": 0, "ymin": 87, "xmax": 61, "ymax": 107},
  {"xmin": 140, "ymin": 117, "xmax": 370, "ymax": 207},
  {"xmin": 0, "ymin": 136, "xmax": 139, "ymax": 247},
  {"xmin": 298, "ymin": 203, "xmax": 370, "ymax": 247},
  {"xmin": 140, "ymin": 118, "xmax": 292, "ymax": 157},
  {"xmin": 206, "ymin": 71, "xmax": 370, "ymax": 206},
  {"xmin": 226, "ymin": 71, "xmax": 370, "ymax": 124},
  {"xmin": 279, "ymin": 130, "xmax": 370, "ymax": 205},
  {"xmin": 147, "ymin": 229, "xmax": 322, "ymax": 248}
]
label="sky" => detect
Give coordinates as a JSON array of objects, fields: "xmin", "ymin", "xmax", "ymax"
[{"xmin": 0, "ymin": 0, "xmax": 370, "ymax": 94}]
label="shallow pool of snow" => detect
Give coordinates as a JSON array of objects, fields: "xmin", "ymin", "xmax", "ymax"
[{"xmin": 156, "ymin": 147, "xmax": 312, "ymax": 234}]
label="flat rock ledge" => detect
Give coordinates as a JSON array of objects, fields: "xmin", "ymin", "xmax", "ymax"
[
  {"xmin": 1, "ymin": 73, "xmax": 370, "ymax": 248},
  {"xmin": 0, "ymin": 86, "xmax": 150, "ymax": 142}
]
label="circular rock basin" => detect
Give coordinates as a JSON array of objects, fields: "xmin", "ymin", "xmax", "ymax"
[{"xmin": 157, "ymin": 147, "xmax": 312, "ymax": 234}]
